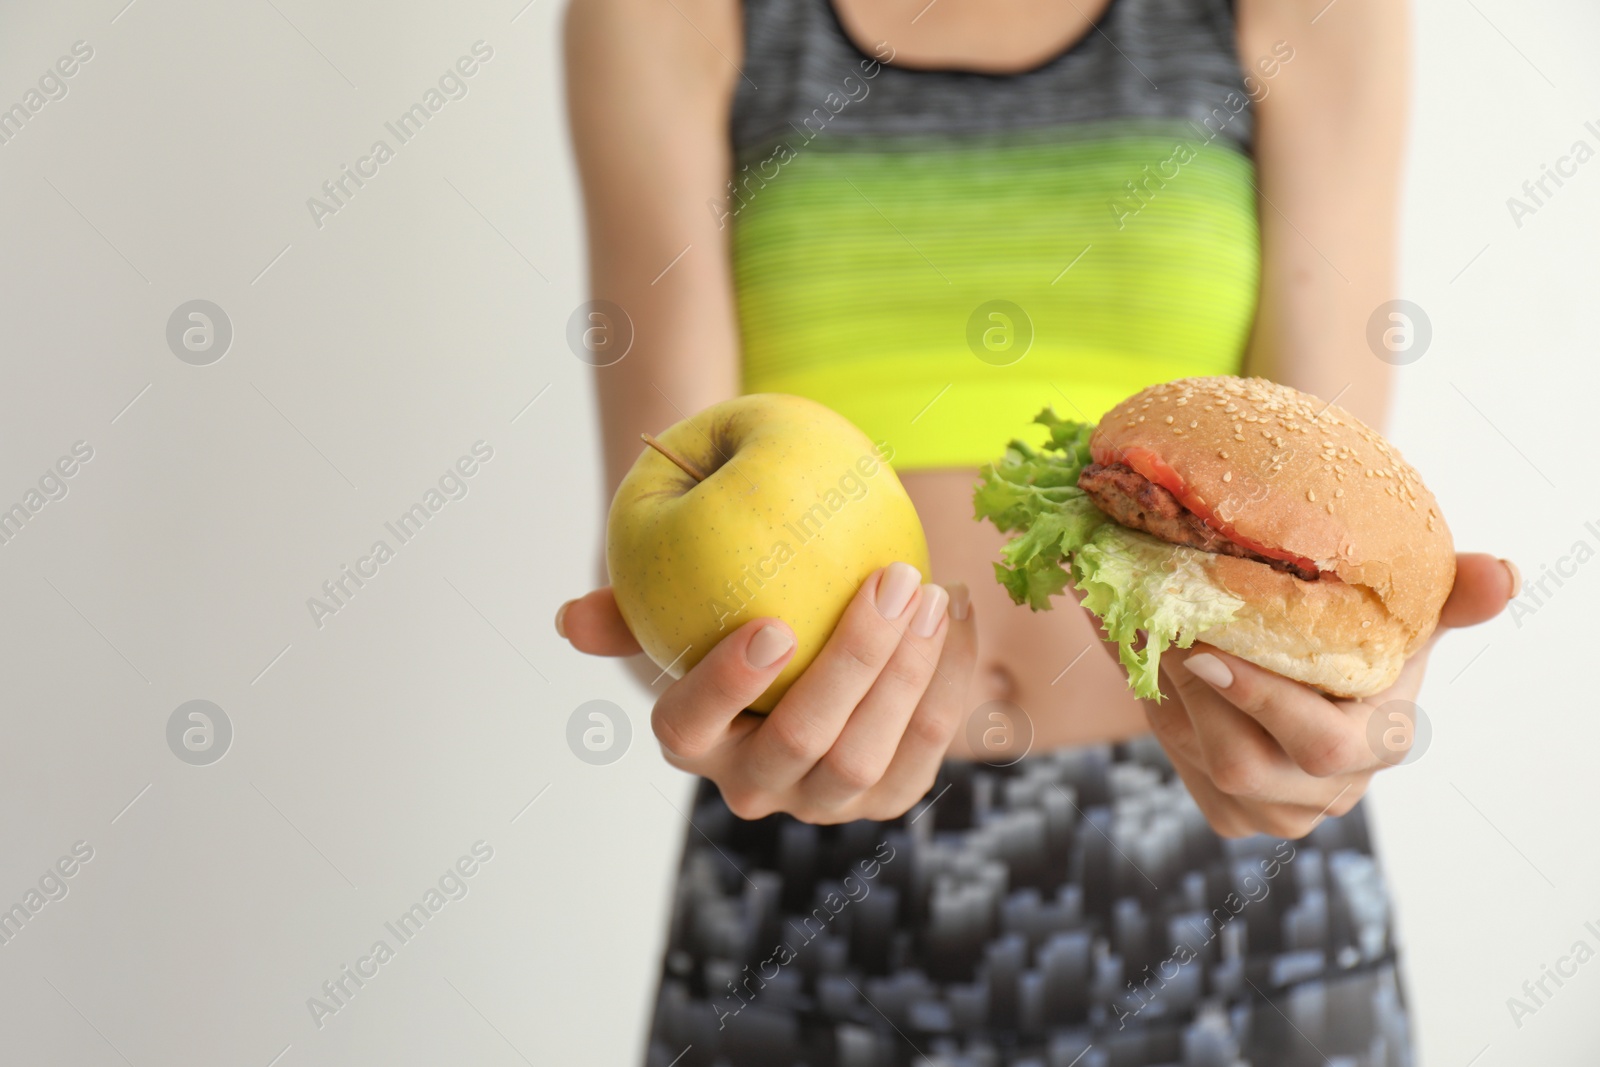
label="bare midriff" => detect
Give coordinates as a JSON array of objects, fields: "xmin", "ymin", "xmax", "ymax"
[{"xmin": 901, "ymin": 469, "xmax": 1149, "ymax": 760}]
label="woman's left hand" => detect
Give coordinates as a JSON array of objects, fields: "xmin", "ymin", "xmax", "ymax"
[{"xmin": 1145, "ymin": 553, "xmax": 1519, "ymax": 839}]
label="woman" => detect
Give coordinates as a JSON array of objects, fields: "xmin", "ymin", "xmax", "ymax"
[{"xmin": 559, "ymin": 0, "xmax": 1515, "ymax": 1062}]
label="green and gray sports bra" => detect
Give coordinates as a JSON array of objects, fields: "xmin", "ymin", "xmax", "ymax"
[{"xmin": 726, "ymin": 0, "xmax": 1264, "ymax": 468}]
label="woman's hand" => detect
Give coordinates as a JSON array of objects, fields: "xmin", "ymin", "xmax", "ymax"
[
  {"xmin": 1139, "ymin": 553, "xmax": 1518, "ymax": 838},
  {"xmin": 557, "ymin": 563, "xmax": 978, "ymax": 824}
]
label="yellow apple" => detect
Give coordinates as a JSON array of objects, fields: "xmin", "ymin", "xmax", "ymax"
[{"xmin": 606, "ymin": 394, "xmax": 930, "ymax": 712}]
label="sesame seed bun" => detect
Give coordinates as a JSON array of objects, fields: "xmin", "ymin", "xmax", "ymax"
[{"xmin": 1091, "ymin": 377, "xmax": 1455, "ymax": 698}]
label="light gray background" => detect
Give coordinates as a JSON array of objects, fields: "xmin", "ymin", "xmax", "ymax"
[{"xmin": 0, "ymin": 0, "xmax": 1596, "ymax": 1064}]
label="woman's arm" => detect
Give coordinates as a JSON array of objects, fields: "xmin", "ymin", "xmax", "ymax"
[
  {"xmin": 1237, "ymin": 0, "xmax": 1410, "ymax": 429},
  {"xmin": 562, "ymin": 1, "xmax": 976, "ymax": 824},
  {"xmin": 1143, "ymin": 2, "xmax": 1512, "ymax": 838},
  {"xmin": 564, "ymin": 0, "xmax": 745, "ymax": 495}
]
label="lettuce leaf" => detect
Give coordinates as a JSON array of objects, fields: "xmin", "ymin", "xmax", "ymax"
[
  {"xmin": 971, "ymin": 410, "xmax": 1105, "ymax": 610},
  {"xmin": 972, "ymin": 408, "xmax": 1244, "ymax": 699},
  {"xmin": 1072, "ymin": 526, "xmax": 1245, "ymax": 699}
]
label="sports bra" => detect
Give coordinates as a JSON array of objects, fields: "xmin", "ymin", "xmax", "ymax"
[{"xmin": 727, "ymin": 0, "xmax": 1262, "ymax": 468}]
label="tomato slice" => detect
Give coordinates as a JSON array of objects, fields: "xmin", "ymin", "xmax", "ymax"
[{"xmin": 1092, "ymin": 443, "xmax": 1326, "ymax": 577}]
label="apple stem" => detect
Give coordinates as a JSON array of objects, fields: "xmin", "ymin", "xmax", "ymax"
[{"xmin": 640, "ymin": 433, "xmax": 708, "ymax": 482}]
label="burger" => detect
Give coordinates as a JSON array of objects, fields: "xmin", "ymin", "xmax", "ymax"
[{"xmin": 973, "ymin": 376, "xmax": 1455, "ymax": 699}]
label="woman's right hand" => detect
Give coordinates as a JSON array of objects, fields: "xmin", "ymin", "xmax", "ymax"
[{"xmin": 557, "ymin": 562, "xmax": 977, "ymax": 824}]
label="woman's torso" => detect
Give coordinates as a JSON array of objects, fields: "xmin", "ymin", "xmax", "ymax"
[{"xmin": 727, "ymin": 0, "xmax": 1261, "ymax": 749}]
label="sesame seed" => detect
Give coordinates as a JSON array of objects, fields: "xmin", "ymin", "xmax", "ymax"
[
  {"xmin": 1223, "ymin": 471, "xmax": 1232, "ymax": 482},
  {"xmin": 1307, "ymin": 489, "xmax": 1316, "ymax": 502}
]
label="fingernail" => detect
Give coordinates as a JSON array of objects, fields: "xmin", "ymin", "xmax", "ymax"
[
  {"xmin": 555, "ymin": 599, "xmax": 574, "ymax": 639},
  {"xmin": 947, "ymin": 581, "xmax": 971, "ymax": 621},
  {"xmin": 746, "ymin": 624, "xmax": 795, "ymax": 669},
  {"xmin": 874, "ymin": 561, "xmax": 921, "ymax": 620},
  {"xmin": 911, "ymin": 584, "xmax": 950, "ymax": 638},
  {"xmin": 1183, "ymin": 652, "xmax": 1233, "ymax": 689},
  {"xmin": 1500, "ymin": 558, "xmax": 1522, "ymax": 599}
]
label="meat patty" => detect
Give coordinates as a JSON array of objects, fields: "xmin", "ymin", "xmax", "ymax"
[{"xmin": 1077, "ymin": 462, "xmax": 1320, "ymax": 581}]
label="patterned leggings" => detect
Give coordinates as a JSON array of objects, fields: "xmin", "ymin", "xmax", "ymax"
[{"xmin": 643, "ymin": 736, "xmax": 1412, "ymax": 1067}]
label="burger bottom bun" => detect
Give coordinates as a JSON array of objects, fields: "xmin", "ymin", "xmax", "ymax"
[{"xmin": 1194, "ymin": 554, "xmax": 1433, "ymax": 700}]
